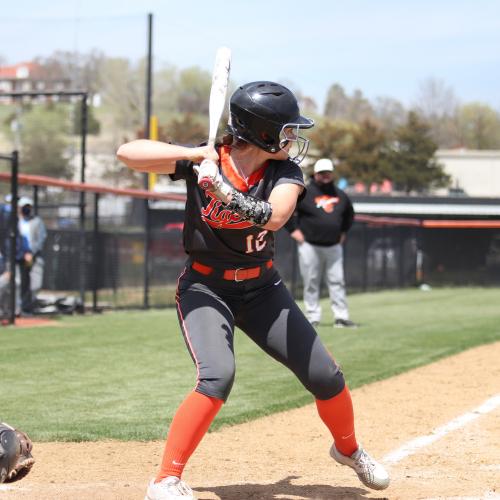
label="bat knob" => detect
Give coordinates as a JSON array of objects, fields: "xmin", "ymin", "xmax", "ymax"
[{"xmin": 199, "ymin": 177, "xmax": 214, "ymax": 190}]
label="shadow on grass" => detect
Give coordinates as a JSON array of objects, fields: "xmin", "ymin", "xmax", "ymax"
[{"xmin": 196, "ymin": 475, "xmax": 388, "ymax": 499}]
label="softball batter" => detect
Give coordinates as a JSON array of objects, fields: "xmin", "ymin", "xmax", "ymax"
[{"xmin": 118, "ymin": 81, "xmax": 389, "ymax": 500}]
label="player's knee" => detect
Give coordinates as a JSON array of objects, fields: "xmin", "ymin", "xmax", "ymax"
[
  {"xmin": 308, "ymin": 363, "xmax": 345, "ymax": 400},
  {"xmin": 197, "ymin": 364, "xmax": 235, "ymax": 402}
]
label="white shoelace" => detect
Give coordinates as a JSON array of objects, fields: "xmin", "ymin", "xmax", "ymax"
[{"xmin": 355, "ymin": 450, "xmax": 377, "ymax": 472}]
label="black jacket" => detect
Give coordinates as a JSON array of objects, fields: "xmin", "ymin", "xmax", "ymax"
[{"xmin": 286, "ymin": 179, "xmax": 354, "ymax": 246}]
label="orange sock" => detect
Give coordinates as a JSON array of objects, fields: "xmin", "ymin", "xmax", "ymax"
[
  {"xmin": 156, "ymin": 391, "xmax": 223, "ymax": 482},
  {"xmin": 315, "ymin": 385, "xmax": 358, "ymax": 457}
]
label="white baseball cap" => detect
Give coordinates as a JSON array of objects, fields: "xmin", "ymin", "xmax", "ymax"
[
  {"xmin": 19, "ymin": 196, "xmax": 33, "ymax": 207},
  {"xmin": 313, "ymin": 158, "xmax": 334, "ymax": 174}
]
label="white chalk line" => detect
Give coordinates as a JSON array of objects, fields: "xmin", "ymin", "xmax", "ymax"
[
  {"xmin": 383, "ymin": 393, "xmax": 500, "ymax": 465},
  {"xmin": 421, "ymin": 492, "xmax": 500, "ymax": 500}
]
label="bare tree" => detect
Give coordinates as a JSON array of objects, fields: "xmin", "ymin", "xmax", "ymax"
[
  {"xmin": 412, "ymin": 78, "xmax": 460, "ymax": 147},
  {"xmin": 457, "ymin": 103, "xmax": 500, "ymax": 149},
  {"xmin": 373, "ymin": 96, "xmax": 407, "ymax": 132},
  {"xmin": 349, "ymin": 89, "xmax": 374, "ymax": 122},
  {"xmin": 98, "ymin": 57, "xmax": 145, "ymax": 133},
  {"xmin": 324, "ymin": 83, "xmax": 350, "ymax": 119},
  {"xmin": 414, "ymin": 78, "xmax": 458, "ymax": 118},
  {"xmin": 324, "ymin": 83, "xmax": 374, "ymax": 123}
]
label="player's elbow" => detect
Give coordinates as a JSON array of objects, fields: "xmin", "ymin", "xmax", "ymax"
[
  {"xmin": 116, "ymin": 143, "xmax": 145, "ymax": 170},
  {"xmin": 264, "ymin": 213, "xmax": 288, "ymax": 232},
  {"xmin": 116, "ymin": 144, "xmax": 131, "ymax": 165}
]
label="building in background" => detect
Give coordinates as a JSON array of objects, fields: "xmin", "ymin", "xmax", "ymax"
[
  {"xmin": 0, "ymin": 61, "xmax": 71, "ymax": 102},
  {"xmin": 435, "ymin": 149, "xmax": 500, "ymax": 198},
  {"xmin": 346, "ymin": 149, "xmax": 500, "ymax": 198}
]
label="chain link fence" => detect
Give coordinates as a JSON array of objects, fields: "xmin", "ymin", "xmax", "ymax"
[{"xmin": 1, "ymin": 155, "xmax": 499, "ymax": 325}]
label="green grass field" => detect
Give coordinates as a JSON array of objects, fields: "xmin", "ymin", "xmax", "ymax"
[{"xmin": 1, "ymin": 287, "xmax": 499, "ymax": 442}]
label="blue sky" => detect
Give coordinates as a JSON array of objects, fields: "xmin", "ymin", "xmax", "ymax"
[{"xmin": 1, "ymin": 0, "xmax": 499, "ymax": 111}]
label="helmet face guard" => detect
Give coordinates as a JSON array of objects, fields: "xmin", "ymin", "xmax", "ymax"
[
  {"xmin": 279, "ymin": 123, "xmax": 311, "ymax": 164},
  {"xmin": 228, "ymin": 81, "xmax": 314, "ymax": 164}
]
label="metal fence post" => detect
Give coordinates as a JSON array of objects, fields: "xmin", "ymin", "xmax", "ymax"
[
  {"xmin": 78, "ymin": 93, "xmax": 88, "ymax": 311},
  {"xmin": 92, "ymin": 193, "xmax": 99, "ymax": 312},
  {"xmin": 143, "ymin": 12, "xmax": 154, "ymax": 310},
  {"xmin": 398, "ymin": 227, "xmax": 405, "ymax": 288},
  {"xmin": 381, "ymin": 225, "xmax": 388, "ymax": 288},
  {"xmin": 362, "ymin": 223, "xmax": 368, "ymax": 292},
  {"xmin": 33, "ymin": 185, "xmax": 39, "ymax": 216},
  {"xmin": 415, "ymin": 226, "xmax": 424, "ymax": 286},
  {"xmin": 8, "ymin": 151, "xmax": 19, "ymax": 325}
]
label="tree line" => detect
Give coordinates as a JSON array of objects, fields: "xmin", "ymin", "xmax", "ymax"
[{"xmin": 1, "ymin": 50, "xmax": 499, "ymax": 194}]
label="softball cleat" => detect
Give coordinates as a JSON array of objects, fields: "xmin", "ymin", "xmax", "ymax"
[
  {"xmin": 144, "ymin": 476, "xmax": 195, "ymax": 500},
  {"xmin": 330, "ymin": 444, "xmax": 390, "ymax": 490}
]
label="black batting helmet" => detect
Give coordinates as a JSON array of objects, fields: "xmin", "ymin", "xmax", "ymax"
[{"xmin": 227, "ymin": 81, "xmax": 314, "ymax": 162}]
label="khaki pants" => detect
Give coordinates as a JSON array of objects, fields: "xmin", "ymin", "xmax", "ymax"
[{"xmin": 298, "ymin": 241, "xmax": 349, "ymax": 324}]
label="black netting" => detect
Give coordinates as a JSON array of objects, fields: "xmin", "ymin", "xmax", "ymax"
[
  {"xmin": 0, "ymin": 176, "xmax": 499, "ymax": 320},
  {"xmin": 273, "ymin": 223, "xmax": 500, "ymax": 296},
  {"xmin": 419, "ymin": 228, "xmax": 500, "ymax": 285}
]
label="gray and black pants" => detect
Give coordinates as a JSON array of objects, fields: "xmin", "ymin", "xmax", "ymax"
[{"xmin": 175, "ymin": 264, "xmax": 345, "ymax": 402}]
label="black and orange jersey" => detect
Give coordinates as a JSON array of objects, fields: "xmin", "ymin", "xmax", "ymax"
[
  {"xmin": 286, "ymin": 178, "xmax": 354, "ymax": 246},
  {"xmin": 170, "ymin": 146, "xmax": 305, "ymax": 267}
]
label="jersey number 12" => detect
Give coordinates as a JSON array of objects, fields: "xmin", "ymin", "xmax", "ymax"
[{"xmin": 245, "ymin": 230, "xmax": 268, "ymax": 253}]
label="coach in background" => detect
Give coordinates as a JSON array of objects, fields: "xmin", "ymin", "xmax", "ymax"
[{"xmin": 287, "ymin": 158, "xmax": 358, "ymax": 328}]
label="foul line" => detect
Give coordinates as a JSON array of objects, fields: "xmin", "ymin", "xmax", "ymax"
[{"xmin": 383, "ymin": 393, "xmax": 500, "ymax": 465}]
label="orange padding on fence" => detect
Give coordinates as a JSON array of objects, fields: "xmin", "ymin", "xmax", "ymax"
[
  {"xmin": 0, "ymin": 172, "xmax": 187, "ymax": 202},
  {"xmin": 355, "ymin": 214, "xmax": 421, "ymax": 226},
  {"xmin": 1, "ymin": 173, "xmax": 499, "ymax": 228},
  {"xmin": 355, "ymin": 214, "xmax": 500, "ymax": 229},
  {"xmin": 421, "ymin": 220, "xmax": 500, "ymax": 228}
]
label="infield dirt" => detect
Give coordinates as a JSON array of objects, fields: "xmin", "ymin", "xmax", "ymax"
[{"xmin": 2, "ymin": 341, "xmax": 499, "ymax": 500}]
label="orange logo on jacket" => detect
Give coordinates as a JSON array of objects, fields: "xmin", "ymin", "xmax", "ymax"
[
  {"xmin": 314, "ymin": 196, "xmax": 339, "ymax": 213},
  {"xmin": 201, "ymin": 192, "xmax": 253, "ymax": 229}
]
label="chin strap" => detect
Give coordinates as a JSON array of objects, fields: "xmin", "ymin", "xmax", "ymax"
[{"xmin": 194, "ymin": 159, "xmax": 272, "ymax": 227}]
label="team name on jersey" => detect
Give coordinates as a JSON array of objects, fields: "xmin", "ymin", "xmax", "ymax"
[{"xmin": 201, "ymin": 192, "xmax": 254, "ymax": 229}]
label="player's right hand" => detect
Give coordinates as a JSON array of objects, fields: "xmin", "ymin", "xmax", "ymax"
[{"xmin": 189, "ymin": 145, "xmax": 219, "ymax": 164}]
